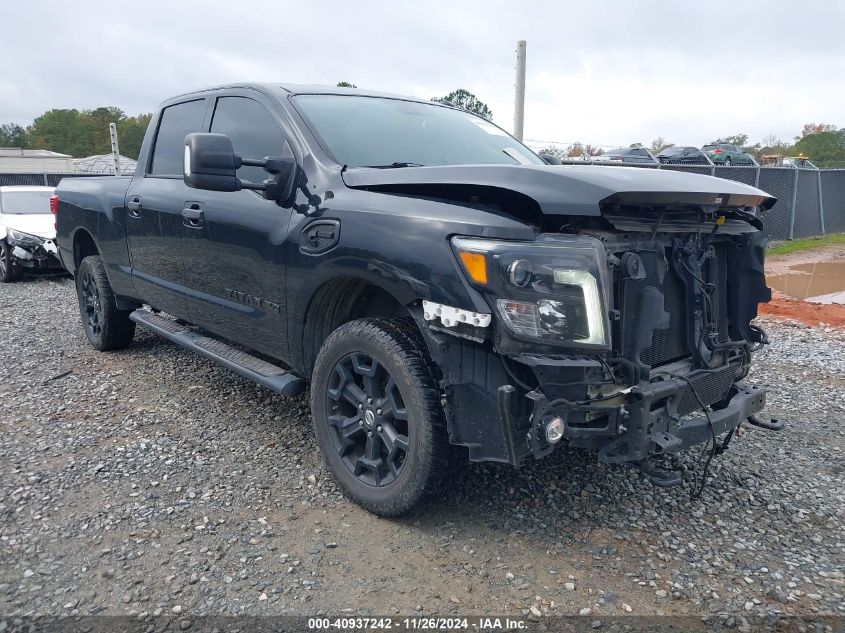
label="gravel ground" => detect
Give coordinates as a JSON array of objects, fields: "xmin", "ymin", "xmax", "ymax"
[{"xmin": 1, "ymin": 275, "xmax": 843, "ymax": 628}]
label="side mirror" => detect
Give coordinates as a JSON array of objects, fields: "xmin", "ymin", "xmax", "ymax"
[
  {"xmin": 183, "ymin": 133, "xmax": 296, "ymax": 202},
  {"xmin": 539, "ymin": 153, "xmax": 563, "ymax": 165},
  {"xmin": 183, "ymin": 133, "xmax": 241, "ymax": 192}
]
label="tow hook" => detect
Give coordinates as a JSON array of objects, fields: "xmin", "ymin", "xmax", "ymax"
[{"xmin": 746, "ymin": 414, "xmax": 784, "ymax": 431}]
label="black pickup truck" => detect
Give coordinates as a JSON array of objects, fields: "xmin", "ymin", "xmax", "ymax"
[{"xmin": 56, "ymin": 83, "xmax": 776, "ymax": 516}]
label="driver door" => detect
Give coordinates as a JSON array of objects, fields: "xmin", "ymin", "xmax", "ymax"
[{"xmin": 181, "ymin": 93, "xmax": 296, "ymax": 360}]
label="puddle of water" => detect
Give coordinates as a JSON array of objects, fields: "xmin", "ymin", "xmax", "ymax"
[{"xmin": 767, "ymin": 262, "xmax": 845, "ymax": 305}]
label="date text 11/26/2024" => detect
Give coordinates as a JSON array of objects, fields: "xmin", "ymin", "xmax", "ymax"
[{"xmin": 307, "ymin": 616, "xmax": 527, "ymax": 630}]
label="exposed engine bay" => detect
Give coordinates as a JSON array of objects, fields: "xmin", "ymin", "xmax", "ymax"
[{"xmin": 425, "ymin": 200, "xmax": 775, "ymax": 491}]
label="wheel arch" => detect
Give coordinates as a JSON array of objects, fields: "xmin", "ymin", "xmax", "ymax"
[
  {"xmin": 298, "ymin": 276, "xmax": 417, "ymax": 378},
  {"xmin": 72, "ymin": 227, "xmax": 100, "ymax": 272}
]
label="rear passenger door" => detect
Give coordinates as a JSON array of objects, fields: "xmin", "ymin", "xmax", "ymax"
[
  {"xmin": 181, "ymin": 92, "xmax": 296, "ymax": 360},
  {"xmin": 125, "ymin": 98, "xmax": 209, "ymax": 318}
]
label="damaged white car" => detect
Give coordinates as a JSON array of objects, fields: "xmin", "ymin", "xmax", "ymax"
[{"xmin": 0, "ymin": 186, "xmax": 61, "ymax": 283}]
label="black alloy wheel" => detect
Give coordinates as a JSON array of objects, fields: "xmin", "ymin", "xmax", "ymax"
[
  {"xmin": 310, "ymin": 317, "xmax": 448, "ymax": 516},
  {"xmin": 325, "ymin": 351, "xmax": 410, "ymax": 487},
  {"xmin": 74, "ymin": 255, "xmax": 136, "ymax": 351},
  {"xmin": 80, "ymin": 270, "xmax": 103, "ymax": 338}
]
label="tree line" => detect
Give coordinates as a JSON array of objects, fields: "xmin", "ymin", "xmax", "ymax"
[{"xmin": 0, "ymin": 108, "xmax": 152, "ymax": 159}]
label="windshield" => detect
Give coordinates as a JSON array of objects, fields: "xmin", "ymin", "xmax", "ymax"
[
  {"xmin": 661, "ymin": 146, "xmax": 687, "ymax": 156},
  {"xmin": 293, "ymin": 95, "xmax": 544, "ymax": 168},
  {"xmin": 0, "ymin": 190, "xmax": 53, "ymax": 215}
]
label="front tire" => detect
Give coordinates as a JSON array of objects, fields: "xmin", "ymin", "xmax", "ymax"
[
  {"xmin": 75, "ymin": 255, "xmax": 136, "ymax": 351},
  {"xmin": 0, "ymin": 239, "xmax": 22, "ymax": 283},
  {"xmin": 310, "ymin": 317, "xmax": 448, "ymax": 517}
]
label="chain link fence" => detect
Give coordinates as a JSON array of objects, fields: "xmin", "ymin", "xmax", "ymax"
[
  {"xmin": 1, "ymin": 166, "xmax": 844, "ymax": 241},
  {"xmin": 821, "ymin": 169, "xmax": 845, "ymax": 235},
  {"xmin": 0, "ymin": 172, "xmax": 121, "ymax": 187}
]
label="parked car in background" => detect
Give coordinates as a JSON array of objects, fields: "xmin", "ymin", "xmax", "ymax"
[
  {"xmin": 656, "ymin": 146, "xmax": 713, "ymax": 165},
  {"xmin": 702, "ymin": 143, "xmax": 756, "ymax": 166},
  {"xmin": 0, "ymin": 185, "xmax": 60, "ymax": 282},
  {"xmin": 760, "ymin": 154, "xmax": 818, "ymax": 169},
  {"xmin": 593, "ymin": 146, "xmax": 658, "ymax": 165}
]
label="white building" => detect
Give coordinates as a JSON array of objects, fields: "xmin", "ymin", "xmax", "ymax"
[{"xmin": 0, "ymin": 148, "xmax": 77, "ymax": 173}]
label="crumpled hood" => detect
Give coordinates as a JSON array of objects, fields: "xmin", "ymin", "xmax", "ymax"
[
  {"xmin": 1, "ymin": 213, "xmax": 56, "ymax": 239},
  {"xmin": 342, "ymin": 164, "xmax": 776, "ymax": 215}
]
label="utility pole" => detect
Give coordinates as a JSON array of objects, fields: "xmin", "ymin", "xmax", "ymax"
[
  {"xmin": 109, "ymin": 123, "xmax": 121, "ymax": 176},
  {"xmin": 514, "ymin": 40, "xmax": 526, "ymax": 141}
]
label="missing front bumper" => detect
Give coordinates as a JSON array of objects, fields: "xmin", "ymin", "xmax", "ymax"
[
  {"xmin": 522, "ymin": 367, "xmax": 766, "ymax": 464},
  {"xmin": 597, "ymin": 382, "xmax": 766, "ymax": 464},
  {"xmin": 427, "ymin": 324, "xmax": 766, "ymax": 466}
]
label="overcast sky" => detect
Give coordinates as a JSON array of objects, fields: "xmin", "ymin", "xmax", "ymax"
[{"xmin": 2, "ymin": 1, "xmax": 843, "ymax": 149}]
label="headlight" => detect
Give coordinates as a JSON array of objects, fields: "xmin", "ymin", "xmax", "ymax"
[
  {"xmin": 6, "ymin": 229, "xmax": 44, "ymax": 248},
  {"xmin": 452, "ymin": 235, "xmax": 610, "ymax": 348}
]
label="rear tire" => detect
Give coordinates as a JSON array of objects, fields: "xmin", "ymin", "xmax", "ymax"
[
  {"xmin": 0, "ymin": 239, "xmax": 22, "ymax": 283},
  {"xmin": 725, "ymin": 157, "xmax": 732, "ymax": 166},
  {"xmin": 310, "ymin": 317, "xmax": 448, "ymax": 517},
  {"xmin": 75, "ymin": 255, "xmax": 136, "ymax": 351}
]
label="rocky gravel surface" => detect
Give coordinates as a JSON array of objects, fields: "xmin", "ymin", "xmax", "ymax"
[{"xmin": 1, "ymin": 276, "xmax": 843, "ymax": 629}]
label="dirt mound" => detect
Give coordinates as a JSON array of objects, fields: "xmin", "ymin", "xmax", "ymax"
[{"xmin": 759, "ymin": 292, "xmax": 845, "ymax": 327}]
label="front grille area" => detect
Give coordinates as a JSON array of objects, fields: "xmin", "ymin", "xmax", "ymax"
[
  {"xmin": 639, "ymin": 245, "xmax": 730, "ymax": 367},
  {"xmin": 676, "ymin": 365, "xmax": 736, "ymax": 415},
  {"xmin": 640, "ymin": 264, "xmax": 688, "ymax": 367},
  {"xmin": 709, "ymin": 246, "xmax": 730, "ymax": 343}
]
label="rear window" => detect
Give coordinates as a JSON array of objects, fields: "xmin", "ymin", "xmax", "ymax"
[
  {"xmin": 661, "ymin": 146, "xmax": 686, "ymax": 156},
  {"xmin": 702, "ymin": 145, "xmax": 718, "ymax": 151},
  {"xmin": 0, "ymin": 190, "xmax": 53, "ymax": 214},
  {"xmin": 150, "ymin": 99, "xmax": 207, "ymax": 176}
]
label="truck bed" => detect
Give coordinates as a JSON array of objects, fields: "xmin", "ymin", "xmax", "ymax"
[{"xmin": 55, "ymin": 175, "xmax": 134, "ymax": 299}]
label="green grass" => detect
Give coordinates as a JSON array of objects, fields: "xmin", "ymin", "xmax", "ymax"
[{"xmin": 768, "ymin": 233, "xmax": 845, "ymax": 256}]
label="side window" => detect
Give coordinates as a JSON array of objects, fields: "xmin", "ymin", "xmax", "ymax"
[
  {"xmin": 210, "ymin": 97, "xmax": 286, "ymax": 184},
  {"xmin": 149, "ymin": 99, "xmax": 206, "ymax": 176}
]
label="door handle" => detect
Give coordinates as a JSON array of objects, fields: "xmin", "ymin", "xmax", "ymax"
[
  {"xmin": 127, "ymin": 195, "xmax": 142, "ymax": 217},
  {"xmin": 182, "ymin": 205, "xmax": 204, "ymax": 227}
]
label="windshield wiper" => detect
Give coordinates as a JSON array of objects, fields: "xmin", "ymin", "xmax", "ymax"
[{"xmin": 362, "ymin": 162, "xmax": 426, "ymax": 169}]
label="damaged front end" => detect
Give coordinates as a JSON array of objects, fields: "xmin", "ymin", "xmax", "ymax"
[
  {"xmin": 420, "ymin": 198, "xmax": 776, "ymax": 484},
  {"xmin": 5, "ymin": 228, "xmax": 62, "ymax": 272}
]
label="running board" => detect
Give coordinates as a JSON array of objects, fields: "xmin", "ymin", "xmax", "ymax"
[{"xmin": 129, "ymin": 310, "xmax": 305, "ymax": 397}]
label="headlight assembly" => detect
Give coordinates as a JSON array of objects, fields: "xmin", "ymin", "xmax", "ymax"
[
  {"xmin": 6, "ymin": 229, "xmax": 44, "ymax": 248},
  {"xmin": 452, "ymin": 235, "xmax": 610, "ymax": 348}
]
